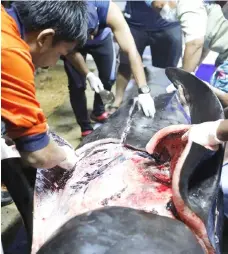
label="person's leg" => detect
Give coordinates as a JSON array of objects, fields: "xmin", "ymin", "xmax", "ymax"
[
  {"xmin": 63, "ymin": 59, "xmax": 93, "ymax": 134},
  {"xmin": 149, "ymin": 24, "xmax": 182, "ymax": 68},
  {"xmin": 112, "ymin": 25, "xmax": 147, "ymax": 110},
  {"xmin": 89, "ymin": 33, "xmax": 117, "ymax": 119}
]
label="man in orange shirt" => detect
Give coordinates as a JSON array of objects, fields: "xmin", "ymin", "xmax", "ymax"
[{"xmin": 1, "ymin": 1, "xmax": 87, "ymax": 170}]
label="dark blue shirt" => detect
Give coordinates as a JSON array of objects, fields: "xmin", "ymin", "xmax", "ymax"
[
  {"xmin": 86, "ymin": 0, "xmax": 111, "ymax": 45},
  {"xmin": 6, "ymin": 4, "xmax": 25, "ymax": 39},
  {"xmin": 124, "ymin": 1, "xmax": 179, "ymax": 31},
  {"xmin": 90, "ymin": 0, "xmax": 109, "ymax": 26}
]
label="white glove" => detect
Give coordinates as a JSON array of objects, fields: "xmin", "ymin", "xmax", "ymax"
[
  {"xmin": 1, "ymin": 138, "xmax": 20, "ymax": 160},
  {"xmin": 58, "ymin": 145, "xmax": 77, "ymax": 170},
  {"xmin": 182, "ymin": 120, "xmax": 224, "ymax": 151},
  {"xmin": 138, "ymin": 93, "xmax": 156, "ymax": 118},
  {"xmin": 86, "ymin": 72, "xmax": 104, "ymax": 93}
]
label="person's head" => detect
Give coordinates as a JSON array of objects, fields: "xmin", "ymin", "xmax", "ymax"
[
  {"xmin": 87, "ymin": 3, "xmax": 99, "ymax": 40},
  {"xmin": 151, "ymin": 1, "xmax": 178, "ymax": 22},
  {"xmin": 13, "ymin": 1, "xmax": 88, "ymax": 67}
]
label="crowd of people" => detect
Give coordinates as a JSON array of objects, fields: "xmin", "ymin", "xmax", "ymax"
[{"xmin": 1, "ymin": 0, "xmax": 228, "ymax": 239}]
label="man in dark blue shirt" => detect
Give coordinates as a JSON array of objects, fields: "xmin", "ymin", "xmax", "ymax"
[
  {"xmin": 110, "ymin": 1, "xmax": 182, "ymax": 113},
  {"xmin": 65, "ymin": 0, "xmax": 156, "ymax": 137}
]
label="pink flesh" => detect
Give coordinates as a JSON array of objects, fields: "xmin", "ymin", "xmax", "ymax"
[
  {"xmin": 32, "ymin": 127, "xmax": 212, "ymax": 254},
  {"xmin": 148, "ymin": 125, "xmax": 214, "ymax": 254}
]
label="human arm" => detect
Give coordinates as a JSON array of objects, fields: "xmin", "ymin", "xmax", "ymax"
[
  {"xmin": 20, "ymin": 137, "xmax": 76, "ymax": 169},
  {"xmin": 202, "ymin": 81, "xmax": 228, "ymax": 108},
  {"xmin": 106, "ymin": 1, "xmax": 146, "ymax": 87},
  {"xmin": 217, "ymin": 120, "xmax": 228, "ymax": 141},
  {"xmin": 1, "ymin": 48, "xmax": 76, "ymax": 169},
  {"xmin": 182, "ymin": 120, "xmax": 228, "ymax": 150},
  {"xmin": 148, "ymin": 0, "xmax": 208, "ymax": 73},
  {"xmin": 66, "ymin": 52, "xmax": 89, "ymax": 76},
  {"xmin": 178, "ymin": 0, "xmax": 208, "ymax": 72},
  {"xmin": 66, "ymin": 52, "xmax": 104, "ymax": 93},
  {"xmin": 199, "ymin": 47, "xmax": 210, "ymax": 65},
  {"xmin": 106, "ymin": 1, "xmax": 155, "ymax": 117},
  {"xmin": 182, "ymin": 39, "xmax": 204, "ymax": 72}
]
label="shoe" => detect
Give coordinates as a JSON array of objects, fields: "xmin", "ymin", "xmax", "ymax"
[
  {"xmin": 1, "ymin": 188, "xmax": 13, "ymax": 207},
  {"xmin": 81, "ymin": 130, "xmax": 93, "ymax": 137},
  {"xmin": 90, "ymin": 112, "xmax": 109, "ymax": 123}
]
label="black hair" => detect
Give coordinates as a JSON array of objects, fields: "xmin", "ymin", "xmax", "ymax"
[{"xmin": 13, "ymin": 1, "xmax": 88, "ymax": 47}]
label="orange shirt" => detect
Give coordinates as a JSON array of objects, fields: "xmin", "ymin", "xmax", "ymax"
[{"xmin": 1, "ymin": 6, "xmax": 47, "ymax": 140}]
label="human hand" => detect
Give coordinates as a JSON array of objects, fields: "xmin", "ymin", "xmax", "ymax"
[
  {"xmin": 182, "ymin": 120, "xmax": 224, "ymax": 151},
  {"xmin": 58, "ymin": 145, "xmax": 77, "ymax": 170},
  {"xmin": 138, "ymin": 93, "xmax": 156, "ymax": 118},
  {"xmin": 86, "ymin": 72, "xmax": 104, "ymax": 93}
]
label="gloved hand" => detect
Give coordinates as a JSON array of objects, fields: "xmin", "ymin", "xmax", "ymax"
[
  {"xmin": 58, "ymin": 145, "xmax": 77, "ymax": 170},
  {"xmin": 86, "ymin": 72, "xmax": 104, "ymax": 93},
  {"xmin": 182, "ymin": 120, "xmax": 224, "ymax": 151},
  {"xmin": 138, "ymin": 93, "xmax": 156, "ymax": 117}
]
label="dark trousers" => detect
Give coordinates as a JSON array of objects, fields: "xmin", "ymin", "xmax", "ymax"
[
  {"xmin": 120, "ymin": 24, "xmax": 182, "ymax": 69},
  {"xmin": 64, "ymin": 33, "xmax": 116, "ymax": 131}
]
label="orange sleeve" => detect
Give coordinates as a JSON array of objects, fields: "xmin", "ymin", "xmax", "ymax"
[{"xmin": 1, "ymin": 47, "xmax": 48, "ymax": 139}]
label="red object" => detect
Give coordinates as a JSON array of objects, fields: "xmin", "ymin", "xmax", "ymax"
[
  {"xmin": 91, "ymin": 112, "xmax": 109, "ymax": 123},
  {"xmin": 81, "ymin": 130, "xmax": 93, "ymax": 137}
]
